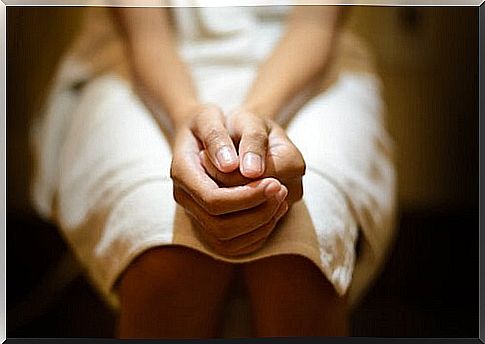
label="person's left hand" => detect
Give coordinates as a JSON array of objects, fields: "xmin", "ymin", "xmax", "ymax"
[{"xmin": 199, "ymin": 108, "xmax": 306, "ymax": 206}]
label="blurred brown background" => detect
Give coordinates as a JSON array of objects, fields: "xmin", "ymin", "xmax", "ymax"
[{"xmin": 7, "ymin": 6, "xmax": 478, "ymax": 338}]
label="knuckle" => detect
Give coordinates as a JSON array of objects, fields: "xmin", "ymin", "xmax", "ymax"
[
  {"xmin": 169, "ymin": 161, "xmax": 179, "ymax": 180},
  {"xmin": 206, "ymin": 203, "xmax": 223, "ymax": 216},
  {"xmin": 204, "ymin": 128, "xmax": 226, "ymax": 149},
  {"xmin": 170, "ymin": 161, "xmax": 187, "ymax": 185},
  {"xmin": 198, "ymin": 215, "xmax": 212, "ymax": 231},
  {"xmin": 187, "ymin": 212, "xmax": 207, "ymax": 234},
  {"xmin": 195, "ymin": 217, "xmax": 215, "ymax": 237},
  {"xmin": 286, "ymin": 159, "xmax": 305, "ymax": 178},
  {"xmin": 286, "ymin": 149, "xmax": 305, "ymax": 176},
  {"xmin": 300, "ymin": 164, "xmax": 306, "ymax": 176},
  {"xmin": 199, "ymin": 194, "xmax": 220, "ymax": 215},
  {"xmin": 173, "ymin": 188, "xmax": 182, "ymax": 205},
  {"xmin": 298, "ymin": 155, "xmax": 306, "ymax": 176},
  {"xmin": 202, "ymin": 103, "xmax": 221, "ymax": 115},
  {"xmin": 245, "ymin": 131, "xmax": 268, "ymax": 146}
]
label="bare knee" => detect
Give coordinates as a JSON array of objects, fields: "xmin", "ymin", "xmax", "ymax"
[
  {"xmin": 118, "ymin": 246, "xmax": 234, "ymax": 304},
  {"xmin": 243, "ymin": 254, "xmax": 349, "ymax": 336},
  {"xmin": 244, "ymin": 254, "xmax": 344, "ymax": 302},
  {"xmin": 117, "ymin": 246, "xmax": 236, "ymax": 338}
]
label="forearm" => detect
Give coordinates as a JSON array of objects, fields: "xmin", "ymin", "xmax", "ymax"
[
  {"xmin": 112, "ymin": 8, "xmax": 200, "ymax": 132},
  {"xmin": 243, "ymin": 6, "xmax": 343, "ymax": 120}
]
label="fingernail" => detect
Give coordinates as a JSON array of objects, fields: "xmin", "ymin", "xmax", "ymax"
[
  {"xmin": 275, "ymin": 185, "xmax": 288, "ymax": 203},
  {"xmin": 216, "ymin": 146, "xmax": 236, "ymax": 168},
  {"xmin": 264, "ymin": 180, "xmax": 281, "ymax": 198},
  {"xmin": 243, "ymin": 152, "xmax": 262, "ymax": 174}
]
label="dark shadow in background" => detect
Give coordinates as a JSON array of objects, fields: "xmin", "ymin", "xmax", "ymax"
[{"xmin": 6, "ymin": 6, "xmax": 479, "ymax": 338}]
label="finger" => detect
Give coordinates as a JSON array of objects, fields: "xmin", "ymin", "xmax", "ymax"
[
  {"xmin": 224, "ymin": 239, "xmax": 266, "ymax": 257},
  {"xmin": 170, "ymin": 135, "xmax": 225, "ymax": 200},
  {"xmin": 200, "ymin": 132, "xmax": 306, "ymax": 187},
  {"xmin": 231, "ymin": 112, "xmax": 269, "ymax": 178},
  {"xmin": 199, "ymin": 150, "xmax": 303, "ymax": 207},
  {"xmin": 173, "ymin": 175, "xmax": 283, "ymax": 215},
  {"xmin": 199, "ymin": 150, "xmax": 250, "ymax": 187},
  {"xmin": 265, "ymin": 127, "xmax": 306, "ymax": 180},
  {"xmin": 216, "ymin": 186, "xmax": 287, "ymax": 240},
  {"xmin": 171, "ymin": 134, "xmax": 281, "ymax": 215},
  {"xmin": 202, "ymin": 201, "xmax": 289, "ymax": 257},
  {"xmin": 174, "ymin": 184, "xmax": 288, "ymax": 240},
  {"xmin": 284, "ymin": 177, "xmax": 304, "ymax": 205},
  {"xmin": 200, "ymin": 151, "xmax": 304, "ymax": 206},
  {"xmin": 222, "ymin": 201, "xmax": 288, "ymax": 249},
  {"xmin": 192, "ymin": 105, "xmax": 238, "ymax": 173},
  {"xmin": 186, "ymin": 212, "xmax": 268, "ymax": 257}
]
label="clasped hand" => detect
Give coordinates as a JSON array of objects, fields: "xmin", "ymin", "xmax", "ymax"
[{"xmin": 170, "ymin": 103, "xmax": 306, "ymax": 257}]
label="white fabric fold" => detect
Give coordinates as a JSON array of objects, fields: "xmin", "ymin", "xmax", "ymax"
[{"xmin": 29, "ymin": 6, "xmax": 397, "ymax": 309}]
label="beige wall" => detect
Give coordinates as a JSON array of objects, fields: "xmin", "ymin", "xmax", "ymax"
[{"xmin": 7, "ymin": 7, "xmax": 478, "ymax": 213}]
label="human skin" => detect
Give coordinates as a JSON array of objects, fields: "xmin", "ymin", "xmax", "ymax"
[
  {"xmin": 113, "ymin": 6, "xmax": 348, "ymax": 338},
  {"xmin": 112, "ymin": 6, "xmax": 342, "ymax": 256}
]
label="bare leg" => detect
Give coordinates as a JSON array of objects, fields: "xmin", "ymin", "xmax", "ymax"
[
  {"xmin": 117, "ymin": 246, "xmax": 236, "ymax": 339},
  {"xmin": 242, "ymin": 254, "xmax": 349, "ymax": 337}
]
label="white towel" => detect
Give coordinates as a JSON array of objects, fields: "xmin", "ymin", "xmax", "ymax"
[{"xmin": 30, "ymin": 6, "xmax": 397, "ymax": 309}]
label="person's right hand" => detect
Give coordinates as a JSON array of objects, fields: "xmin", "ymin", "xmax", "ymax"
[{"xmin": 170, "ymin": 103, "xmax": 289, "ymax": 256}]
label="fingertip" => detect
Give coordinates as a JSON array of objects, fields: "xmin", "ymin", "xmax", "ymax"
[
  {"xmin": 263, "ymin": 178, "xmax": 282, "ymax": 198},
  {"xmin": 280, "ymin": 201, "xmax": 289, "ymax": 217},
  {"xmin": 219, "ymin": 160, "xmax": 239, "ymax": 173},
  {"xmin": 241, "ymin": 152, "xmax": 264, "ymax": 178},
  {"xmin": 275, "ymin": 185, "xmax": 288, "ymax": 203},
  {"xmin": 216, "ymin": 146, "xmax": 239, "ymax": 172},
  {"xmin": 241, "ymin": 170, "xmax": 263, "ymax": 179}
]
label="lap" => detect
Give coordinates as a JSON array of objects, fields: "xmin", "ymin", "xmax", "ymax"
[
  {"xmin": 33, "ymin": 71, "xmax": 387, "ymax": 309},
  {"xmin": 50, "ymin": 75, "xmax": 178, "ymax": 306}
]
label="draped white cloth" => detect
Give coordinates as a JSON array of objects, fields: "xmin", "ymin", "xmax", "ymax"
[{"xmin": 30, "ymin": 5, "xmax": 397, "ymax": 309}]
